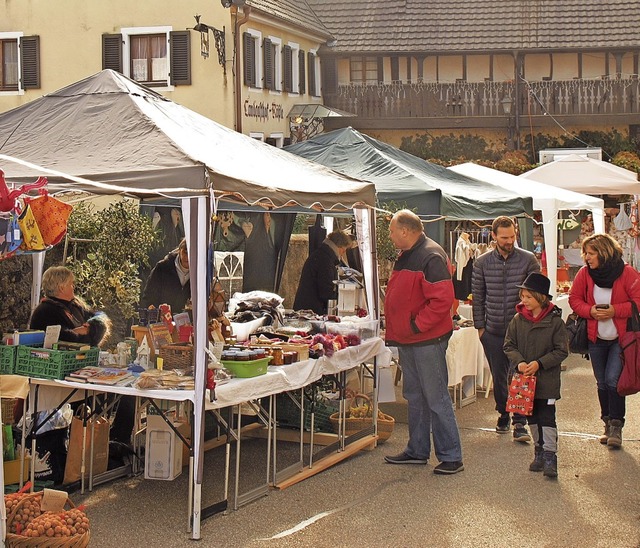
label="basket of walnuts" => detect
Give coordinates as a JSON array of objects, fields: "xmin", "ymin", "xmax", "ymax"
[{"xmin": 4, "ymin": 491, "xmax": 90, "ymax": 547}]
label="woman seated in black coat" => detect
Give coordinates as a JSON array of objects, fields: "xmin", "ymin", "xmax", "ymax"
[
  {"xmin": 29, "ymin": 266, "xmax": 134, "ymax": 455},
  {"xmin": 29, "ymin": 266, "xmax": 111, "ymax": 346}
]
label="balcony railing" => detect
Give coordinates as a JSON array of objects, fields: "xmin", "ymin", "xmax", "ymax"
[{"xmin": 324, "ymin": 77, "xmax": 640, "ymax": 119}]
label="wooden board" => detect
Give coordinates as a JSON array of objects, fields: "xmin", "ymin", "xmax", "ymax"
[{"xmin": 274, "ymin": 435, "xmax": 378, "ymax": 490}]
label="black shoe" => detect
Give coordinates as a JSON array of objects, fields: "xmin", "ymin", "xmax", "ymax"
[
  {"xmin": 384, "ymin": 452, "xmax": 428, "ymax": 465},
  {"xmin": 513, "ymin": 424, "xmax": 531, "ymax": 443},
  {"xmin": 496, "ymin": 416, "xmax": 511, "ymax": 433},
  {"xmin": 433, "ymin": 461, "xmax": 464, "ymax": 475}
]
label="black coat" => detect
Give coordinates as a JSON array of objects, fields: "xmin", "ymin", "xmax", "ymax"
[
  {"xmin": 141, "ymin": 252, "xmax": 191, "ymax": 313},
  {"xmin": 29, "ymin": 297, "xmax": 109, "ymax": 347},
  {"xmin": 293, "ymin": 243, "xmax": 340, "ymax": 314}
]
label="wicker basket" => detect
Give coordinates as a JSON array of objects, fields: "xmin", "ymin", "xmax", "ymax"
[
  {"xmin": 329, "ymin": 394, "xmax": 395, "ymax": 442},
  {"xmin": 158, "ymin": 343, "xmax": 193, "ymax": 370},
  {"xmin": 5, "ymin": 492, "xmax": 90, "ymax": 547},
  {"xmin": 2, "ymin": 397, "xmax": 18, "ymax": 424}
]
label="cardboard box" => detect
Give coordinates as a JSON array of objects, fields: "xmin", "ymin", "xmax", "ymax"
[
  {"xmin": 3, "ymin": 456, "xmax": 31, "ymax": 485},
  {"xmin": 144, "ymin": 415, "xmax": 184, "ymax": 481}
]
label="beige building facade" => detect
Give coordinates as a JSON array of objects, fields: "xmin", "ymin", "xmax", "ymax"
[
  {"xmin": 0, "ymin": 0, "xmax": 332, "ymax": 143},
  {"xmin": 309, "ymin": 0, "xmax": 640, "ymax": 152}
]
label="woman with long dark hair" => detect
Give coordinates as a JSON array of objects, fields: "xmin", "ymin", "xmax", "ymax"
[{"xmin": 569, "ymin": 233, "xmax": 640, "ymax": 448}]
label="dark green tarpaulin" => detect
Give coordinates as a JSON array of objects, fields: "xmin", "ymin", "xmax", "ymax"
[{"xmin": 286, "ymin": 127, "xmax": 532, "ymax": 241}]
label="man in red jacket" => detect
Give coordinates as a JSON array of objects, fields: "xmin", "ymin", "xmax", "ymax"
[{"xmin": 384, "ymin": 210, "xmax": 464, "ymax": 474}]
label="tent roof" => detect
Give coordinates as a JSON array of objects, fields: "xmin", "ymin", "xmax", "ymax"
[
  {"xmin": 519, "ymin": 154, "xmax": 640, "ymax": 195},
  {"xmin": 449, "ymin": 162, "xmax": 604, "ymax": 213},
  {"xmin": 0, "ymin": 70, "xmax": 375, "ymax": 211},
  {"xmin": 285, "ymin": 127, "xmax": 532, "ymax": 220}
]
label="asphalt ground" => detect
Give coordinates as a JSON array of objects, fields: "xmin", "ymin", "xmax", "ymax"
[{"xmin": 75, "ymin": 352, "xmax": 640, "ymax": 547}]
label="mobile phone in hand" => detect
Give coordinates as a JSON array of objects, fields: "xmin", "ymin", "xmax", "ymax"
[{"xmin": 595, "ymin": 304, "xmax": 610, "ymax": 309}]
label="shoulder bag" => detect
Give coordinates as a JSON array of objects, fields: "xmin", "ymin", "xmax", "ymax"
[
  {"xmin": 565, "ymin": 312, "xmax": 589, "ymax": 355},
  {"xmin": 618, "ymin": 302, "xmax": 640, "ymax": 396}
]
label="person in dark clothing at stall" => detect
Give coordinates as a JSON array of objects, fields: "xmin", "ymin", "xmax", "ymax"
[
  {"xmin": 29, "ymin": 266, "xmax": 135, "ymax": 466},
  {"xmin": 141, "ymin": 238, "xmax": 190, "ymax": 313},
  {"xmin": 293, "ymin": 230, "xmax": 352, "ymax": 314}
]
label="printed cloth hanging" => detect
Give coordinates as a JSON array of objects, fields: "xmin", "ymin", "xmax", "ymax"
[
  {"xmin": 18, "ymin": 203, "xmax": 46, "ymax": 251},
  {"xmin": 26, "ymin": 193, "xmax": 73, "ymax": 246}
]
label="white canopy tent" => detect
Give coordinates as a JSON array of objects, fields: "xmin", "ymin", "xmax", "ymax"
[
  {"xmin": 0, "ymin": 70, "xmax": 379, "ymax": 540},
  {"xmin": 449, "ymin": 162, "xmax": 605, "ymax": 297},
  {"xmin": 519, "ymin": 154, "xmax": 640, "ymax": 195}
]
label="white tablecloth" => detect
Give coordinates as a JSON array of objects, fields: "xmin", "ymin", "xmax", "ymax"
[
  {"xmin": 446, "ymin": 327, "xmax": 489, "ymax": 387},
  {"xmin": 209, "ymin": 337, "xmax": 391, "ymax": 409},
  {"xmin": 26, "ymin": 337, "xmax": 392, "ymax": 412}
]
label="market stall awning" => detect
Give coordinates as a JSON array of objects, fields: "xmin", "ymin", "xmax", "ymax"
[{"xmin": 0, "ymin": 70, "xmax": 375, "ymax": 212}]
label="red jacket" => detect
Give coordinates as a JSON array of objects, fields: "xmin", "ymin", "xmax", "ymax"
[
  {"xmin": 568, "ymin": 264, "xmax": 640, "ymax": 343},
  {"xmin": 385, "ymin": 234, "xmax": 454, "ymax": 346}
]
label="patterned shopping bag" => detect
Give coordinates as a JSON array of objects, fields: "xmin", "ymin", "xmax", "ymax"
[{"xmin": 505, "ymin": 373, "xmax": 537, "ymax": 416}]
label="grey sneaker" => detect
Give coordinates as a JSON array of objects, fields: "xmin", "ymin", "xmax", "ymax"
[
  {"xmin": 513, "ymin": 424, "xmax": 532, "ymax": 443},
  {"xmin": 433, "ymin": 461, "xmax": 464, "ymax": 475},
  {"xmin": 384, "ymin": 452, "xmax": 428, "ymax": 465}
]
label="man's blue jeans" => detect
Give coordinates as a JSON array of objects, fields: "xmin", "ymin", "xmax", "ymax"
[{"xmin": 398, "ymin": 340, "xmax": 463, "ymax": 463}]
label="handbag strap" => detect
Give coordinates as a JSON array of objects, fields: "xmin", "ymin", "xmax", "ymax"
[{"xmin": 629, "ymin": 302, "xmax": 640, "ymax": 332}]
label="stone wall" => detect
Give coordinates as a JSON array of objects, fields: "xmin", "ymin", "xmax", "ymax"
[{"xmin": 279, "ymin": 234, "xmax": 309, "ymax": 309}]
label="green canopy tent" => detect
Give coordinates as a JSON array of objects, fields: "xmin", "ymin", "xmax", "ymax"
[{"xmin": 286, "ymin": 127, "xmax": 533, "ymax": 243}]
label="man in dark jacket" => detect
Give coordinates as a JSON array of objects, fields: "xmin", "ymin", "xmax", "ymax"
[
  {"xmin": 384, "ymin": 209, "xmax": 463, "ymax": 474},
  {"xmin": 142, "ymin": 238, "xmax": 191, "ymax": 314},
  {"xmin": 293, "ymin": 230, "xmax": 351, "ymax": 314},
  {"xmin": 472, "ymin": 216, "xmax": 540, "ymax": 441}
]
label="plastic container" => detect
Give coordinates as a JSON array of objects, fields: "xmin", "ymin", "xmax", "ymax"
[
  {"xmin": 0, "ymin": 344, "xmax": 17, "ymax": 374},
  {"xmin": 15, "ymin": 345, "xmax": 100, "ymax": 379},
  {"xmin": 220, "ymin": 356, "xmax": 270, "ymax": 378},
  {"xmin": 325, "ymin": 320, "xmax": 379, "ymax": 339}
]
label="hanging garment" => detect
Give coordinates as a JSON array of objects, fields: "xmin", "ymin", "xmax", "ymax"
[
  {"xmin": 613, "ymin": 203, "xmax": 632, "ymax": 231},
  {"xmin": 454, "ymin": 234, "xmax": 472, "ymax": 281}
]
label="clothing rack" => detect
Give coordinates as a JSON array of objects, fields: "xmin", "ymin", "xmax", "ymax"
[{"xmin": 447, "ymin": 226, "xmax": 491, "ymax": 263}]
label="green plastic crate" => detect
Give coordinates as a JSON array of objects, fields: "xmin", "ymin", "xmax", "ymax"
[
  {"xmin": 15, "ymin": 346, "xmax": 100, "ymax": 379},
  {"xmin": 0, "ymin": 345, "xmax": 18, "ymax": 374}
]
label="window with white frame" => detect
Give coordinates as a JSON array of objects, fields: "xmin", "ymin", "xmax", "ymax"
[
  {"xmin": 123, "ymin": 27, "xmax": 170, "ymax": 87},
  {"xmin": 243, "ymin": 29, "xmax": 262, "ymax": 88},
  {"xmin": 308, "ymin": 49, "xmax": 320, "ymax": 97},
  {"xmin": 264, "ymin": 35, "xmax": 282, "ymax": 92},
  {"xmin": 0, "ymin": 32, "xmax": 39, "ymax": 93},
  {"xmin": 283, "ymin": 42, "xmax": 300, "ymax": 94},
  {"xmin": 102, "ymin": 26, "xmax": 191, "ymax": 88}
]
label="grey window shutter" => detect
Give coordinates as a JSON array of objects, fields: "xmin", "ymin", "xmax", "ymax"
[
  {"xmin": 243, "ymin": 32, "xmax": 255, "ymax": 87},
  {"xmin": 283, "ymin": 45, "xmax": 292, "ymax": 92},
  {"xmin": 102, "ymin": 34, "xmax": 123, "ymax": 73},
  {"xmin": 308, "ymin": 52, "xmax": 316, "ymax": 96},
  {"xmin": 377, "ymin": 57, "xmax": 383, "ymax": 83},
  {"xmin": 263, "ymin": 38, "xmax": 273, "ymax": 90},
  {"xmin": 170, "ymin": 31, "xmax": 191, "ymax": 85},
  {"xmin": 321, "ymin": 57, "xmax": 337, "ymax": 95},
  {"xmin": 20, "ymin": 36, "xmax": 40, "ymax": 89},
  {"xmin": 298, "ymin": 50, "xmax": 306, "ymax": 94}
]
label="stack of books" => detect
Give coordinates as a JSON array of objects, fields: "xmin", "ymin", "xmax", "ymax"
[{"xmin": 65, "ymin": 366, "xmax": 135, "ymax": 386}]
